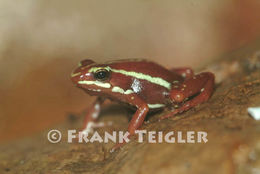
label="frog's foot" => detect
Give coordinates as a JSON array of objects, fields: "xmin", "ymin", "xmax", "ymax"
[
  {"xmin": 110, "ymin": 131, "xmax": 135, "ymax": 153},
  {"xmin": 73, "ymin": 121, "xmax": 106, "ymax": 142},
  {"xmin": 110, "ymin": 141, "xmax": 127, "ymax": 153},
  {"xmin": 159, "ymin": 108, "xmax": 184, "ymax": 120},
  {"xmin": 72, "ymin": 122, "xmax": 94, "ymax": 142},
  {"xmin": 77, "ymin": 121, "xmax": 113, "ymax": 139},
  {"xmin": 92, "ymin": 121, "xmax": 113, "ymax": 128}
]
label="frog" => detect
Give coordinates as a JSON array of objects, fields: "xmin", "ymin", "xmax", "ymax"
[{"xmin": 71, "ymin": 59, "xmax": 215, "ymax": 151}]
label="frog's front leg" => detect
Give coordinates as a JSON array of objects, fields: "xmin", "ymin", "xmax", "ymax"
[
  {"xmin": 111, "ymin": 94, "xmax": 149, "ymax": 152},
  {"xmin": 160, "ymin": 72, "xmax": 215, "ymax": 120},
  {"xmin": 80, "ymin": 97, "xmax": 105, "ymax": 135}
]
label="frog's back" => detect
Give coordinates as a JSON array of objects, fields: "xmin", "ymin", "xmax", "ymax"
[
  {"xmin": 106, "ymin": 59, "xmax": 183, "ymax": 106},
  {"xmin": 108, "ymin": 59, "xmax": 182, "ymax": 82}
]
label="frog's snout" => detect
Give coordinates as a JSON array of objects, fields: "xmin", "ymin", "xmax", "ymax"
[
  {"xmin": 70, "ymin": 66, "xmax": 94, "ymax": 86},
  {"xmin": 71, "ymin": 68, "xmax": 82, "ymax": 85}
]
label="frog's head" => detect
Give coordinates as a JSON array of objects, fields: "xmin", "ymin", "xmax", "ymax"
[{"xmin": 71, "ymin": 59, "xmax": 111, "ymax": 93}]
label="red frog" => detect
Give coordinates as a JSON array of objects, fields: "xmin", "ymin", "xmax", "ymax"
[{"xmin": 71, "ymin": 59, "xmax": 215, "ymax": 151}]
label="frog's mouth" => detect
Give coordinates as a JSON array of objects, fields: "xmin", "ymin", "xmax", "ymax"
[
  {"xmin": 80, "ymin": 86, "xmax": 108, "ymax": 97},
  {"xmin": 75, "ymin": 80, "xmax": 111, "ymax": 95}
]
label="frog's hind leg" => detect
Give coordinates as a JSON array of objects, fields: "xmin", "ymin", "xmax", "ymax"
[
  {"xmin": 170, "ymin": 67, "xmax": 194, "ymax": 79},
  {"xmin": 160, "ymin": 72, "xmax": 215, "ymax": 120}
]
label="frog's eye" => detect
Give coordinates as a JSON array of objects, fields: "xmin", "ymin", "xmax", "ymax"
[{"xmin": 94, "ymin": 69, "xmax": 110, "ymax": 81}]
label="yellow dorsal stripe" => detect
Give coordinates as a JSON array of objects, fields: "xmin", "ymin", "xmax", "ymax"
[{"xmin": 89, "ymin": 67, "xmax": 171, "ymax": 89}]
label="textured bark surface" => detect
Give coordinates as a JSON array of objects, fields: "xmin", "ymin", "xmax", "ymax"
[{"xmin": 0, "ymin": 41, "xmax": 260, "ymax": 174}]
